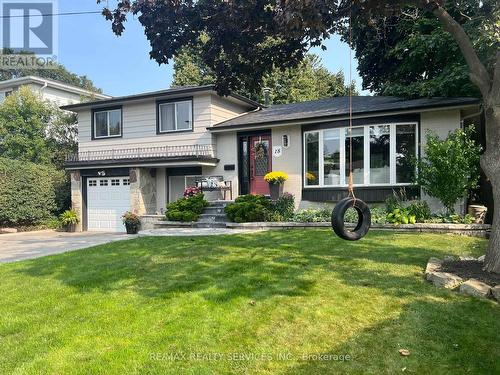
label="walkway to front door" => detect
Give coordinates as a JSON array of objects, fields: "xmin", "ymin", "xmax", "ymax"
[{"xmin": 249, "ymin": 135, "xmax": 271, "ymax": 195}]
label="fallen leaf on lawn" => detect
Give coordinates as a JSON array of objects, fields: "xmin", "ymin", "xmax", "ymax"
[
  {"xmin": 249, "ymin": 300, "xmax": 256, "ymax": 306},
  {"xmin": 399, "ymin": 349, "xmax": 410, "ymax": 356}
]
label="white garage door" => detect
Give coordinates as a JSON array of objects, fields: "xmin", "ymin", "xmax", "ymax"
[{"xmin": 87, "ymin": 177, "xmax": 131, "ymax": 232}]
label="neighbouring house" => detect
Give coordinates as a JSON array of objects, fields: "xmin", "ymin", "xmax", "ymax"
[
  {"xmin": 61, "ymin": 85, "xmax": 480, "ymax": 232},
  {"xmin": 0, "ymin": 76, "xmax": 111, "ymax": 105}
]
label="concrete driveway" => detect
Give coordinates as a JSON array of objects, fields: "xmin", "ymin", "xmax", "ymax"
[{"xmin": 0, "ymin": 231, "xmax": 132, "ymax": 264}]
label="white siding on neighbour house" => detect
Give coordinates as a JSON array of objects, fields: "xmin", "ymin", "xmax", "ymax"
[
  {"xmin": 27, "ymin": 83, "xmax": 89, "ymax": 106},
  {"xmin": 420, "ymin": 109, "xmax": 464, "ymax": 214}
]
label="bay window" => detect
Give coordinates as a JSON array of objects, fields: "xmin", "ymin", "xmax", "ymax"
[{"xmin": 304, "ymin": 123, "xmax": 417, "ymax": 187}]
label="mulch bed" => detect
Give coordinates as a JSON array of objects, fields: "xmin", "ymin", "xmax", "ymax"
[{"xmin": 439, "ymin": 260, "xmax": 500, "ymax": 286}]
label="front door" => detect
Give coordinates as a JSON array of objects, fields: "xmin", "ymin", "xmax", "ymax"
[{"xmin": 249, "ymin": 135, "xmax": 271, "ymax": 195}]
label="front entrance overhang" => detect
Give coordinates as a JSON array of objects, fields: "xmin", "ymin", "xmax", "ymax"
[{"xmin": 65, "ymin": 156, "xmax": 219, "ymax": 170}]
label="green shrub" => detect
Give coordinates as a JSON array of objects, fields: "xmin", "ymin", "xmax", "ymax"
[
  {"xmin": 344, "ymin": 206, "xmax": 387, "ymax": 224},
  {"xmin": 225, "ymin": 195, "xmax": 270, "ymax": 223},
  {"xmin": 166, "ymin": 193, "xmax": 208, "ymax": 222},
  {"xmin": 386, "ymin": 208, "xmax": 416, "ymax": 225},
  {"xmin": 267, "ymin": 193, "xmax": 295, "ymax": 221},
  {"xmin": 292, "ymin": 207, "xmax": 331, "ymax": 223},
  {"xmin": 0, "ymin": 157, "xmax": 58, "ymax": 226},
  {"xmin": 416, "ymin": 127, "xmax": 481, "ymax": 213},
  {"xmin": 406, "ymin": 201, "xmax": 431, "ymax": 222},
  {"xmin": 424, "ymin": 213, "xmax": 475, "ymax": 224}
]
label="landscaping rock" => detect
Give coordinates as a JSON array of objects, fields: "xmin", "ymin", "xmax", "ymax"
[
  {"xmin": 477, "ymin": 255, "xmax": 485, "ymax": 263},
  {"xmin": 0, "ymin": 228, "xmax": 17, "ymax": 234},
  {"xmin": 491, "ymin": 285, "xmax": 500, "ymax": 302},
  {"xmin": 425, "ymin": 257, "xmax": 442, "ymax": 276},
  {"xmin": 459, "ymin": 256, "xmax": 476, "ymax": 261},
  {"xmin": 427, "ymin": 271, "xmax": 463, "ymax": 289},
  {"xmin": 444, "ymin": 255, "xmax": 456, "ymax": 262},
  {"xmin": 459, "ymin": 279, "xmax": 491, "ymax": 298}
]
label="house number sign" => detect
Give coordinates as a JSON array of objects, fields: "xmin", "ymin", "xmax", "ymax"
[{"xmin": 272, "ymin": 146, "xmax": 283, "ymax": 158}]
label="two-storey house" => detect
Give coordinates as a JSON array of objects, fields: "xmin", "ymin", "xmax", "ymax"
[{"xmin": 62, "ymin": 85, "xmax": 480, "ymax": 232}]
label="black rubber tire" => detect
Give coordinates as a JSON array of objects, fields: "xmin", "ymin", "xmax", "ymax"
[{"xmin": 331, "ymin": 197, "xmax": 371, "ymax": 241}]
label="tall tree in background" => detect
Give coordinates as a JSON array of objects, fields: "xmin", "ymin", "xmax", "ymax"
[
  {"xmin": 100, "ymin": 0, "xmax": 499, "ymax": 273},
  {"xmin": 344, "ymin": 1, "xmax": 497, "ymax": 98},
  {"xmin": 173, "ymin": 47, "xmax": 356, "ymax": 104},
  {"xmin": 0, "ymin": 49, "xmax": 102, "ymax": 93}
]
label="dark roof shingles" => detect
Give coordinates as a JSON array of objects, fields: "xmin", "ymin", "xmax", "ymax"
[{"xmin": 212, "ymin": 96, "xmax": 479, "ymax": 128}]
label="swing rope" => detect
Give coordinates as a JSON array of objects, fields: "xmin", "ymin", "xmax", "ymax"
[{"xmin": 348, "ymin": 3, "xmax": 355, "ymax": 201}]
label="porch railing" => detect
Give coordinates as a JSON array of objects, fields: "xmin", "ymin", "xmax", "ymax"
[{"xmin": 66, "ymin": 144, "xmax": 216, "ymax": 163}]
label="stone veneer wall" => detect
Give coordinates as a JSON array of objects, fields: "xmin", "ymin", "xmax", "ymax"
[
  {"xmin": 130, "ymin": 167, "xmax": 157, "ymax": 215},
  {"xmin": 70, "ymin": 170, "xmax": 83, "ymax": 232}
]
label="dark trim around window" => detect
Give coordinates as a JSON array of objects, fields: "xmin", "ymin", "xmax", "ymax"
[
  {"xmin": 91, "ymin": 105, "xmax": 123, "ymax": 140},
  {"xmin": 302, "ymin": 185, "xmax": 420, "ymax": 203},
  {"xmin": 156, "ymin": 96, "xmax": 194, "ymax": 135}
]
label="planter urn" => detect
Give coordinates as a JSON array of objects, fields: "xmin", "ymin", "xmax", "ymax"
[
  {"xmin": 66, "ymin": 223, "xmax": 76, "ymax": 233},
  {"xmin": 468, "ymin": 204, "xmax": 487, "ymax": 224},
  {"xmin": 269, "ymin": 183, "xmax": 284, "ymax": 200},
  {"xmin": 125, "ymin": 223, "xmax": 139, "ymax": 234}
]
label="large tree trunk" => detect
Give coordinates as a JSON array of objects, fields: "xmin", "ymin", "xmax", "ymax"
[
  {"xmin": 431, "ymin": 3, "xmax": 500, "ymax": 273},
  {"xmin": 481, "ymin": 105, "xmax": 500, "ymax": 273}
]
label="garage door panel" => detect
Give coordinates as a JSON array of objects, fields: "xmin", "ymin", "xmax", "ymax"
[{"xmin": 87, "ymin": 177, "xmax": 130, "ymax": 233}]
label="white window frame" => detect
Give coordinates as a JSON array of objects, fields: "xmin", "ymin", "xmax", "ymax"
[
  {"xmin": 158, "ymin": 100, "xmax": 193, "ymax": 133},
  {"xmin": 303, "ymin": 122, "xmax": 418, "ymax": 188},
  {"xmin": 93, "ymin": 108, "xmax": 122, "ymax": 139}
]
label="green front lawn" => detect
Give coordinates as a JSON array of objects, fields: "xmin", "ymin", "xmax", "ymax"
[{"xmin": 0, "ymin": 230, "xmax": 498, "ymax": 374}]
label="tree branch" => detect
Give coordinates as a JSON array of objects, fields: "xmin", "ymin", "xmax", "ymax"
[
  {"xmin": 490, "ymin": 51, "xmax": 500, "ymax": 106},
  {"xmin": 430, "ymin": 4, "xmax": 491, "ymax": 98}
]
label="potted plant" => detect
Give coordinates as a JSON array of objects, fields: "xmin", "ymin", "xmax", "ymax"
[
  {"xmin": 122, "ymin": 211, "xmax": 140, "ymax": 234},
  {"xmin": 59, "ymin": 210, "xmax": 79, "ymax": 232},
  {"xmin": 264, "ymin": 171, "xmax": 288, "ymax": 200}
]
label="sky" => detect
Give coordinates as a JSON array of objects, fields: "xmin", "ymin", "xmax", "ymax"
[{"xmin": 55, "ymin": 1, "xmax": 366, "ymax": 97}]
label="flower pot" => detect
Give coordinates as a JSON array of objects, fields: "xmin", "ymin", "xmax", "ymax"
[
  {"xmin": 125, "ymin": 223, "xmax": 139, "ymax": 234},
  {"xmin": 468, "ymin": 204, "xmax": 487, "ymax": 224},
  {"xmin": 66, "ymin": 223, "xmax": 76, "ymax": 233},
  {"xmin": 269, "ymin": 183, "xmax": 283, "ymax": 200}
]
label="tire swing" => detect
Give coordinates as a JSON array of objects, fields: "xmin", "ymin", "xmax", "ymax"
[{"xmin": 331, "ymin": 6, "xmax": 371, "ymax": 241}]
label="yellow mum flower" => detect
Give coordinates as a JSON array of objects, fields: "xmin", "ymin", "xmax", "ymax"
[{"xmin": 264, "ymin": 171, "xmax": 289, "ymax": 184}]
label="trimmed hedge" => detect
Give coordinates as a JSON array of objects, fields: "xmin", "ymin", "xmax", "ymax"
[
  {"xmin": 166, "ymin": 193, "xmax": 209, "ymax": 222},
  {"xmin": 225, "ymin": 195, "xmax": 270, "ymax": 223},
  {"xmin": 0, "ymin": 157, "xmax": 62, "ymax": 226}
]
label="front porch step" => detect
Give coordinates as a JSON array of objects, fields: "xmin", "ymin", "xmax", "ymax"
[
  {"xmin": 208, "ymin": 200, "xmax": 234, "ymax": 208},
  {"xmin": 198, "ymin": 213, "xmax": 228, "ymax": 223},
  {"xmin": 203, "ymin": 206, "xmax": 226, "ymax": 215}
]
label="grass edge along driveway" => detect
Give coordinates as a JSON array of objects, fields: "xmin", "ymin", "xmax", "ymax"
[{"xmin": 0, "ymin": 229, "xmax": 498, "ymax": 374}]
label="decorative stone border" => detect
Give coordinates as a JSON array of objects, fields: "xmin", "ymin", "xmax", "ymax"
[
  {"xmin": 425, "ymin": 256, "xmax": 499, "ymax": 302},
  {"xmin": 140, "ymin": 216, "xmax": 491, "ymax": 237},
  {"xmin": 226, "ymin": 222, "xmax": 491, "ymax": 237}
]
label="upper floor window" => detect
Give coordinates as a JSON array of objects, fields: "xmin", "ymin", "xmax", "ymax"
[
  {"xmin": 158, "ymin": 100, "xmax": 193, "ymax": 133},
  {"xmin": 93, "ymin": 107, "xmax": 122, "ymax": 139}
]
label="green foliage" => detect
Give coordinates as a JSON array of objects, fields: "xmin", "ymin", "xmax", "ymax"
[
  {"xmin": 59, "ymin": 210, "xmax": 79, "ymax": 226},
  {"xmin": 344, "ymin": 206, "xmax": 387, "ymax": 224},
  {"xmin": 0, "ymin": 87, "xmax": 78, "ymax": 167},
  {"xmin": 425, "ymin": 213, "xmax": 475, "ymax": 224},
  {"xmin": 0, "ymin": 157, "xmax": 59, "ymax": 226},
  {"xmin": 416, "ymin": 127, "xmax": 482, "ymax": 214},
  {"xmin": 346, "ymin": 1, "xmax": 498, "ymax": 98},
  {"xmin": 0, "ymin": 48, "xmax": 102, "ymax": 93},
  {"xmin": 406, "ymin": 201, "xmax": 432, "ymax": 222},
  {"xmin": 267, "ymin": 193, "xmax": 295, "ymax": 221},
  {"xmin": 172, "ymin": 46, "xmax": 356, "ymax": 103},
  {"xmin": 101, "ymin": 1, "xmax": 495, "ymax": 98},
  {"xmin": 166, "ymin": 194, "xmax": 209, "ymax": 222},
  {"xmin": 225, "ymin": 195, "xmax": 270, "ymax": 223},
  {"xmin": 292, "ymin": 207, "xmax": 331, "ymax": 223},
  {"xmin": 386, "ymin": 208, "xmax": 416, "ymax": 225}
]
